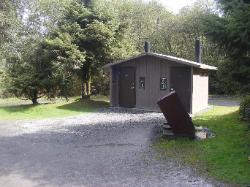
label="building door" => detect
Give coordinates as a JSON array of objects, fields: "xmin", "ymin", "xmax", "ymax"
[
  {"xmin": 119, "ymin": 67, "xmax": 136, "ymax": 108},
  {"xmin": 170, "ymin": 67, "xmax": 191, "ymax": 113}
]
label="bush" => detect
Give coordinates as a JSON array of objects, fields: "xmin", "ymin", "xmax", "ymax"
[{"xmin": 239, "ymin": 95, "xmax": 250, "ymax": 122}]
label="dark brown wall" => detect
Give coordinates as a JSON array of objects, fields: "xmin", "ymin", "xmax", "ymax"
[
  {"xmin": 170, "ymin": 67, "xmax": 192, "ymax": 113},
  {"xmin": 111, "ymin": 56, "xmax": 191, "ymax": 111}
]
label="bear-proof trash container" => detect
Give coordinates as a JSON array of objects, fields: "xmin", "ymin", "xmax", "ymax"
[{"xmin": 157, "ymin": 91, "xmax": 195, "ymax": 138}]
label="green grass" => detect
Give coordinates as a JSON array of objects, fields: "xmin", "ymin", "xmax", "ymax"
[
  {"xmin": 0, "ymin": 95, "xmax": 109, "ymax": 120},
  {"xmin": 155, "ymin": 106, "xmax": 250, "ymax": 186}
]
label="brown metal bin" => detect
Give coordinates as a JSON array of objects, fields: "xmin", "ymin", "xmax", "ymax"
[{"xmin": 157, "ymin": 91, "xmax": 195, "ymax": 138}]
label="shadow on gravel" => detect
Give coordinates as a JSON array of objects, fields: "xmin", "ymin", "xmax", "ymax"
[{"xmin": 0, "ymin": 119, "xmax": 162, "ymax": 187}]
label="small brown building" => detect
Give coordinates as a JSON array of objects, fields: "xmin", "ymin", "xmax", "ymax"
[{"xmin": 104, "ymin": 41, "xmax": 217, "ymax": 114}]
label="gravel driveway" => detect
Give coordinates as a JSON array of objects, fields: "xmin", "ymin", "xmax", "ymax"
[{"xmin": 0, "ymin": 108, "xmax": 224, "ymax": 187}]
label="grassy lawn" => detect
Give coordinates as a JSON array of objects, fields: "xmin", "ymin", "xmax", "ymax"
[
  {"xmin": 0, "ymin": 95, "xmax": 109, "ymax": 120},
  {"xmin": 155, "ymin": 106, "xmax": 250, "ymax": 186}
]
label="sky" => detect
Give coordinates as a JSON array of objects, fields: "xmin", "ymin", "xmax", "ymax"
[{"xmin": 144, "ymin": 0, "xmax": 198, "ymax": 13}]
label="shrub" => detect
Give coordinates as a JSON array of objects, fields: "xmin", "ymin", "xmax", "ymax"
[{"xmin": 239, "ymin": 95, "xmax": 250, "ymax": 122}]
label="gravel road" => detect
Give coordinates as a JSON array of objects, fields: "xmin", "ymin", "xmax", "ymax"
[{"xmin": 0, "ymin": 108, "xmax": 225, "ymax": 187}]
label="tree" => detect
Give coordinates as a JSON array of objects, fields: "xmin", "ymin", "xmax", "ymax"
[
  {"xmin": 42, "ymin": 30, "xmax": 86, "ymax": 98},
  {"xmin": 94, "ymin": 0, "xmax": 171, "ymax": 52},
  {"xmin": 0, "ymin": 0, "xmax": 15, "ymax": 46},
  {"xmin": 204, "ymin": 0, "xmax": 250, "ymax": 94},
  {"xmin": 0, "ymin": 0, "xmax": 19, "ymax": 97},
  {"xmin": 2, "ymin": 0, "xmax": 76, "ymax": 101},
  {"xmin": 44, "ymin": 1, "xmax": 135, "ymax": 98},
  {"xmin": 5, "ymin": 38, "xmax": 55, "ymax": 104}
]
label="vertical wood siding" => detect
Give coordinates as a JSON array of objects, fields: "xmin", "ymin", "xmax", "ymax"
[{"xmin": 111, "ymin": 56, "xmax": 193, "ymax": 111}]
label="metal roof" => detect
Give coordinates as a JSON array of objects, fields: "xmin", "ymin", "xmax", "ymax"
[{"xmin": 103, "ymin": 52, "xmax": 217, "ymax": 70}]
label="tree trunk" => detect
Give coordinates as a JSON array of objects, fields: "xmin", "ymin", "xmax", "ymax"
[
  {"xmin": 81, "ymin": 66, "xmax": 91, "ymax": 99},
  {"xmin": 86, "ymin": 77, "xmax": 91, "ymax": 96},
  {"xmin": 31, "ymin": 89, "xmax": 38, "ymax": 105},
  {"xmin": 81, "ymin": 81, "xmax": 88, "ymax": 99},
  {"xmin": 32, "ymin": 97, "xmax": 38, "ymax": 105}
]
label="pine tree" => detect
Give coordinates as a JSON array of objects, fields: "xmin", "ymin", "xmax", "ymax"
[
  {"xmin": 5, "ymin": 39, "xmax": 55, "ymax": 104},
  {"xmin": 204, "ymin": 0, "xmax": 250, "ymax": 94},
  {"xmin": 44, "ymin": 1, "xmax": 135, "ymax": 98}
]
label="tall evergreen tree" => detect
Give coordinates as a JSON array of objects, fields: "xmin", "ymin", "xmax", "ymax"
[
  {"xmin": 5, "ymin": 38, "xmax": 55, "ymax": 104},
  {"xmin": 2, "ymin": 0, "xmax": 73, "ymax": 102},
  {"xmin": 44, "ymin": 1, "xmax": 135, "ymax": 98},
  {"xmin": 204, "ymin": 0, "xmax": 250, "ymax": 94}
]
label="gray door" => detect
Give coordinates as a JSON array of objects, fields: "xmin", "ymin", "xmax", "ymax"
[
  {"xmin": 170, "ymin": 67, "xmax": 191, "ymax": 113},
  {"xmin": 119, "ymin": 67, "xmax": 136, "ymax": 108}
]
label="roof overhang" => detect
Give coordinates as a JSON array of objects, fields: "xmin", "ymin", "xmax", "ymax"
[{"xmin": 103, "ymin": 52, "xmax": 217, "ymax": 71}]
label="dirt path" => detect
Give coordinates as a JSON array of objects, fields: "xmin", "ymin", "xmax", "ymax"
[
  {"xmin": 208, "ymin": 96, "xmax": 240, "ymax": 107},
  {"xmin": 0, "ymin": 109, "xmax": 224, "ymax": 187}
]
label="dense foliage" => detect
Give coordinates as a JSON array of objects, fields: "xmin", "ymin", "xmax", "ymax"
[
  {"xmin": 0, "ymin": 0, "xmax": 18, "ymax": 90},
  {"xmin": 0, "ymin": 0, "xmax": 249, "ymax": 103},
  {"xmin": 84, "ymin": 0, "xmax": 224, "ymax": 94},
  {"xmin": 1, "ymin": 0, "xmax": 73, "ymax": 103},
  {"xmin": 4, "ymin": 38, "xmax": 56, "ymax": 104},
  {"xmin": 0, "ymin": 0, "xmax": 17, "ymax": 48},
  {"xmin": 204, "ymin": 0, "xmax": 250, "ymax": 94},
  {"xmin": 43, "ymin": 1, "xmax": 135, "ymax": 98}
]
